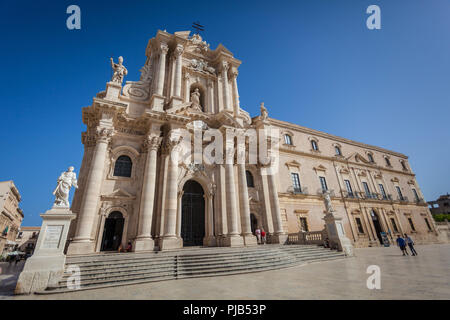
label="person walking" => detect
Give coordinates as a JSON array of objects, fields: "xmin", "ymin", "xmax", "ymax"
[
  {"xmin": 396, "ymin": 235, "xmax": 408, "ymax": 256},
  {"xmin": 255, "ymin": 227, "xmax": 261, "ymax": 244},
  {"xmin": 404, "ymin": 234, "xmax": 418, "ymax": 256},
  {"xmin": 261, "ymin": 229, "xmax": 266, "ymax": 245}
]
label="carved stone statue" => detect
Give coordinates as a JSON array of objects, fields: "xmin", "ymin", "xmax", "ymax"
[
  {"xmin": 260, "ymin": 102, "xmax": 268, "ymax": 121},
  {"xmin": 110, "ymin": 56, "xmax": 128, "ymax": 84},
  {"xmin": 190, "ymin": 88, "xmax": 202, "ymax": 111},
  {"xmin": 323, "ymin": 190, "xmax": 334, "ymax": 213},
  {"xmin": 53, "ymin": 166, "xmax": 78, "ymax": 208}
]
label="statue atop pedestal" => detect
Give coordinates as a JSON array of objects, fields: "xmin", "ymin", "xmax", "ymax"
[
  {"xmin": 53, "ymin": 166, "xmax": 78, "ymax": 208},
  {"xmin": 110, "ymin": 56, "xmax": 128, "ymax": 85},
  {"xmin": 190, "ymin": 88, "xmax": 202, "ymax": 112},
  {"xmin": 260, "ymin": 102, "xmax": 268, "ymax": 121}
]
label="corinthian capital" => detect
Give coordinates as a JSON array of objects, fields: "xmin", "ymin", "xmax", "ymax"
[
  {"xmin": 174, "ymin": 44, "xmax": 184, "ymax": 57},
  {"xmin": 96, "ymin": 127, "xmax": 114, "ymax": 143},
  {"xmin": 144, "ymin": 135, "xmax": 163, "ymax": 152},
  {"xmin": 230, "ymin": 67, "xmax": 238, "ymax": 78},
  {"xmin": 160, "ymin": 43, "xmax": 169, "ymax": 55}
]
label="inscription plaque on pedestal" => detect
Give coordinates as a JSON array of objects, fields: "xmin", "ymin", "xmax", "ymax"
[{"xmin": 42, "ymin": 225, "xmax": 64, "ymax": 249}]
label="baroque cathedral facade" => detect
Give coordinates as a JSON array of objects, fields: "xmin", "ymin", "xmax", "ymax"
[{"xmin": 66, "ymin": 30, "xmax": 439, "ymax": 255}]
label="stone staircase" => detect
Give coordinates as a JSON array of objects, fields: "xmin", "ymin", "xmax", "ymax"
[{"xmin": 38, "ymin": 245, "xmax": 345, "ymax": 294}]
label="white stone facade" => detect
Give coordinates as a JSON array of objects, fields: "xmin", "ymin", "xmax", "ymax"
[{"xmin": 66, "ymin": 30, "xmax": 439, "ymax": 255}]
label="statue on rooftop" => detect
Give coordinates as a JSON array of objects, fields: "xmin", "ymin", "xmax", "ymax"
[
  {"xmin": 260, "ymin": 102, "xmax": 268, "ymax": 121},
  {"xmin": 110, "ymin": 56, "xmax": 128, "ymax": 84}
]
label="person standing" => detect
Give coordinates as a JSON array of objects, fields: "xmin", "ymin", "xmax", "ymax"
[
  {"xmin": 255, "ymin": 227, "xmax": 261, "ymax": 244},
  {"xmin": 404, "ymin": 234, "xmax": 418, "ymax": 256},
  {"xmin": 261, "ymin": 229, "xmax": 266, "ymax": 245},
  {"xmin": 396, "ymin": 235, "xmax": 408, "ymax": 256}
]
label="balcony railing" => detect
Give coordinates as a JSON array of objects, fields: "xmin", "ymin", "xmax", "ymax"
[
  {"xmin": 287, "ymin": 186, "xmax": 308, "ymax": 195},
  {"xmin": 381, "ymin": 194, "xmax": 393, "ymax": 201},
  {"xmin": 317, "ymin": 188, "xmax": 335, "ymax": 197},
  {"xmin": 342, "ymin": 191, "xmax": 358, "ymax": 199},
  {"xmin": 398, "ymin": 196, "xmax": 409, "ymax": 202}
]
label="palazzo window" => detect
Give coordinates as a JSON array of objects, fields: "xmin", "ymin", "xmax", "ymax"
[
  {"xmin": 407, "ymin": 217, "xmax": 416, "ymax": 232},
  {"xmin": 412, "ymin": 188, "xmax": 420, "ymax": 202},
  {"xmin": 299, "ymin": 217, "xmax": 309, "ymax": 232},
  {"xmin": 367, "ymin": 153, "xmax": 374, "ymax": 163},
  {"xmin": 246, "ymin": 170, "xmax": 255, "ymax": 188},
  {"xmin": 114, "ymin": 155, "xmax": 132, "ymax": 178},
  {"xmin": 319, "ymin": 176, "xmax": 328, "ymax": 192},
  {"xmin": 311, "ymin": 140, "xmax": 319, "ymax": 151},
  {"xmin": 424, "ymin": 218, "xmax": 432, "ymax": 231},
  {"xmin": 390, "ymin": 218, "xmax": 399, "ymax": 233},
  {"xmin": 355, "ymin": 217, "xmax": 364, "ymax": 234},
  {"xmin": 344, "ymin": 179, "xmax": 354, "ymax": 197},
  {"xmin": 362, "ymin": 182, "xmax": 371, "ymax": 197},
  {"xmin": 400, "ymin": 160, "xmax": 408, "ymax": 171},
  {"xmin": 291, "ymin": 173, "xmax": 302, "ymax": 193},
  {"xmin": 396, "ymin": 186, "xmax": 404, "ymax": 201},
  {"xmin": 284, "ymin": 134, "xmax": 293, "ymax": 145},
  {"xmin": 379, "ymin": 184, "xmax": 387, "ymax": 199},
  {"xmin": 335, "ymin": 146, "xmax": 342, "ymax": 156},
  {"xmin": 385, "ymin": 157, "xmax": 391, "ymax": 167}
]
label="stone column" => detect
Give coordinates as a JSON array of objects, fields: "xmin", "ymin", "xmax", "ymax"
[
  {"xmin": 221, "ymin": 62, "xmax": 231, "ymax": 111},
  {"xmin": 207, "ymin": 80, "xmax": 214, "ymax": 113},
  {"xmin": 156, "ymin": 43, "xmax": 169, "ymax": 96},
  {"xmin": 267, "ymin": 169, "xmax": 287, "ymax": 244},
  {"xmin": 174, "ymin": 45, "xmax": 183, "ymax": 97},
  {"xmin": 230, "ymin": 68, "xmax": 240, "ymax": 116},
  {"xmin": 237, "ymin": 163, "xmax": 257, "ymax": 246},
  {"xmin": 223, "ymin": 141, "xmax": 244, "ymax": 247},
  {"xmin": 135, "ymin": 135, "xmax": 162, "ymax": 252},
  {"xmin": 160, "ymin": 136, "xmax": 183, "ymax": 250},
  {"xmin": 176, "ymin": 191, "xmax": 183, "ymax": 236},
  {"xmin": 184, "ymin": 73, "xmax": 190, "ymax": 103},
  {"xmin": 68, "ymin": 127, "xmax": 112, "ymax": 255}
]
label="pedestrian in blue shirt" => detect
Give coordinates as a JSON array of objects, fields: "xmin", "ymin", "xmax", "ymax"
[
  {"xmin": 404, "ymin": 234, "xmax": 418, "ymax": 256},
  {"xmin": 396, "ymin": 235, "xmax": 408, "ymax": 256}
]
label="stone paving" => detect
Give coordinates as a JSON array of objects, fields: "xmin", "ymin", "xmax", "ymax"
[{"xmin": 4, "ymin": 244, "xmax": 450, "ymax": 300}]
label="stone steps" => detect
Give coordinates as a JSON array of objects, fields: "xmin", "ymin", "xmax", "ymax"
[{"xmin": 38, "ymin": 245, "xmax": 345, "ymax": 294}]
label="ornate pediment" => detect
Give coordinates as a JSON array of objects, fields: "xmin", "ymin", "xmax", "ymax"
[
  {"xmin": 285, "ymin": 160, "xmax": 301, "ymax": 169},
  {"xmin": 391, "ymin": 177, "xmax": 400, "ymax": 183},
  {"xmin": 313, "ymin": 164, "xmax": 327, "ymax": 172},
  {"xmin": 185, "ymin": 34, "xmax": 210, "ymax": 54},
  {"xmin": 346, "ymin": 152, "xmax": 371, "ymax": 164},
  {"xmin": 339, "ymin": 166, "xmax": 350, "ymax": 174},
  {"xmin": 101, "ymin": 189, "xmax": 136, "ymax": 201},
  {"xmin": 373, "ymin": 171, "xmax": 383, "ymax": 179}
]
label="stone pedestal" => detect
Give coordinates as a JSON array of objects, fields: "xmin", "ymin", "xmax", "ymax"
[
  {"xmin": 221, "ymin": 235, "xmax": 244, "ymax": 247},
  {"xmin": 159, "ymin": 236, "xmax": 183, "ymax": 250},
  {"xmin": 15, "ymin": 207, "xmax": 76, "ymax": 294},
  {"xmin": 203, "ymin": 236, "xmax": 217, "ymax": 247},
  {"xmin": 243, "ymin": 234, "xmax": 258, "ymax": 246},
  {"xmin": 150, "ymin": 94, "xmax": 165, "ymax": 111},
  {"xmin": 134, "ymin": 238, "xmax": 155, "ymax": 252},
  {"xmin": 269, "ymin": 233, "xmax": 288, "ymax": 245},
  {"xmin": 105, "ymin": 81, "xmax": 122, "ymax": 101},
  {"xmin": 323, "ymin": 212, "xmax": 354, "ymax": 257},
  {"xmin": 169, "ymin": 96, "xmax": 183, "ymax": 109}
]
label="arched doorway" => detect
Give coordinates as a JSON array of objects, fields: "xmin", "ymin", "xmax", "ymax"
[
  {"xmin": 250, "ymin": 213, "xmax": 258, "ymax": 234},
  {"xmin": 181, "ymin": 180, "xmax": 205, "ymax": 246},
  {"xmin": 370, "ymin": 210, "xmax": 383, "ymax": 244},
  {"xmin": 101, "ymin": 211, "xmax": 124, "ymax": 251}
]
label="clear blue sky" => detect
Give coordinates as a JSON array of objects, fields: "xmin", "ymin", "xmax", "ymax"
[{"xmin": 1, "ymin": 0, "xmax": 449, "ymax": 226}]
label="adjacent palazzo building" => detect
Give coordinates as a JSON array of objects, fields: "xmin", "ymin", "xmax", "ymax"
[
  {"xmin": 66, "ymin": 30, "xmax": 439, "ymax": 255},
  {"xmin": 0, "ymin": 180, "xmax": 24, "ymax": 256}
]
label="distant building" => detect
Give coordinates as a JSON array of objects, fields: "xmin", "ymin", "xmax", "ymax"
[
  {"xmin": 428, "ymin": 194, "xmax": 450, "ymax": 216},
  {"xmin": 16, "ymin": 226, "xmax": 40, "ymax": 255},
  {"xmin": 0, "ymin": 180, "xmax": 24, "ymax": 256}
]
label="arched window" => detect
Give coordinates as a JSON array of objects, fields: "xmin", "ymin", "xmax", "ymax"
[
  {"xmin": 367, "ymin": 153, "xmax": 374, "ymax": 163},
  {"xmin": 246, "ymin": 170, "xmax": 255, "ymax": 188},
  {"xmin": 284, "ymin": 134, "xmax": 293, "ymax": 145},
  {"xmin": 311, "ymin": 140, "xmax": 319, "ymax": 151},
  {"xmin": 335, "ymin": 146, "xmax": 342, "ymax": 156},
  {"xmin": 114, "ymin": 155, "xmax": 132, "ymax": 177},
  {"xmin": 400, "ymin": 160, "xmax": 407, "ymax": 171},
  {"xmin": 385, "ymin": 157, "xmax": 391, "ymax": 167}
]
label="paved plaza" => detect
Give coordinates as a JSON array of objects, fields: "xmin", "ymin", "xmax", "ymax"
[{"xmin": 2, "ymin": 244, "xmax": 450, "ymax": 300}]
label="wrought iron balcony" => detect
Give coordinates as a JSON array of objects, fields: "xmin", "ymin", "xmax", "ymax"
[
  {"xmin": 381, "ymin": 194, "xmax": 393, "ymax": 201},
  {"xmin": 342, "ymin": 191, "xmax": 358, "ymax": 199}
]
